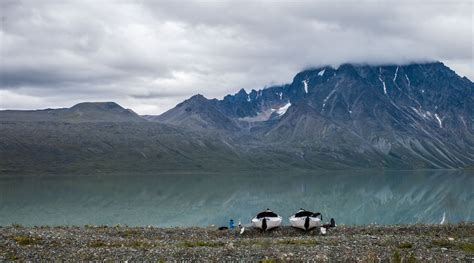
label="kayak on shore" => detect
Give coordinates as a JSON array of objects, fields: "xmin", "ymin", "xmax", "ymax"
[
  {"xmin": 251, "ymin": 209, "xmax": 282, "ymax": 231},
  {"xmin": 289, "ymin": 209, "xmax": 322, "ymax": 230},
  {"xmin": 249, "ymin": 208, "xmax": 336, "ymax": 234}
]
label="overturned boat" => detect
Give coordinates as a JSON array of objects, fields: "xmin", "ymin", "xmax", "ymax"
[
  {"xmin": 289, "ymin": 209, "xmax": 323, "ymax": 230},
  {"xmin": 251, "ymin": 209, "xmax": 282, "ymax": 231}
]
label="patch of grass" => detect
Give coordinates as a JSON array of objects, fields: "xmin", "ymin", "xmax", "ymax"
[
  {"xmin": 277, "ymin": 239, "xmax": 318, "ymax": 245},
  {"xmin": 6, "ymin": 253, "xmax": 19, "ymax": 260},
  {"xmin": 236, "ymin": 239, "xmax": 271, "ymax": 247},
  {"xmin": 392, "ymin": 250, "xmax": 401, "ymax": 263},
  {"xmin": 362, "ymin": 251, "xmax": 379, "ymax": 263},
  {"xmin": 118, "ymin": 229, "xmax": 140, "ymax": 238},
  {"xmin": 182, "ymin": 240, "xmax": 224, "ymax": 248},
  {"xmin": 431, "ymin": 239, "xmax": 474, "ymax": 253},
  {"xmin": 84, "ymin": 224, "xmax": 108, "ymax": 229},
  {"xmin": 397, "ymin": 242, "xmax": 413, "ymax": 249},
  {"xmin": 252, "ymin": 239, "xmax": 273, "ymax": 247},
  {"xmin": 14, "ymin": 236, "xmax": 41, "ymax": 246},
  {"xmin": 11, "ymin": 223, "xmax": 23, "ymax": 228},
  {"xmin": 86, "ymin": 240, "xmax": 132, "ymax": 248},
  {"xmin": 88, "ymin": 240, "xmax": 107, "ymax": 248},
  {"xmin": 431, "ymin": 239, "xmax": 455, "ymax": 249},
  {"xmin": 405, "ymin": 253, "xmax": 418, "ymax": 263},
  {"xmin": 128, "ymin": 240, "xmax": 155, "ymax": 249},
  {"xmin": 260, "ymin": 258, "xmax": 285, "ymax": 263},
  {"xmin": 46, "ymin": 240, "xmax": 63, "ymax": 248},
  {"xmin": 459, "ymin": 242, "xmax": 474, "ymax": 253}
]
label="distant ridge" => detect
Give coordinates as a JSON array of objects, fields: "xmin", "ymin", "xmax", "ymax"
[{"xmin": 0, "ymin": 102, "xmax": 145, "ymax": 122}]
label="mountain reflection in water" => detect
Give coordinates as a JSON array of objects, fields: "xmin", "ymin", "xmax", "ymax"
[{"xmin": 0, "ymin": 170, "xmax": 472, "ymax": 226}]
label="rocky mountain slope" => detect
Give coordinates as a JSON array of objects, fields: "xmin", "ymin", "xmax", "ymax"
[
  {"xmin": 153, "ymin": 62, "xmax": 474, "ymax": 169},
  {"xmin": 146, "ymin": 95, "xmax": 239, "ymax": 131},
  {"xmin": 1, "ymin": 62, "xmax": 472, "ymax": 174}
]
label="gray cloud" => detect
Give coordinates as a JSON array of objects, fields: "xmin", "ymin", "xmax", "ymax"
[{"xmin": 0, "ymin": 0, "xmax": 472, "ymax": 114}]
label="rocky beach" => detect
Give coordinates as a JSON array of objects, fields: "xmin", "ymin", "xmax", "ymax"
[{"xmin": 0, "ymin": 223, "xmax": 472, "ymax": 261}]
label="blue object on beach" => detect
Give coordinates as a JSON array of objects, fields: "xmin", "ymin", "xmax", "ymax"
[{"xmin": 229, "ymin": 219, "xmax": 235, "ymax": 229}]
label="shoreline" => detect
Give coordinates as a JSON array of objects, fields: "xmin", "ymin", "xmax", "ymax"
[
  {"xmin": 1, "ymin": 223, "xmax": 473, "ymax": 261},
  {"xmin": 1, "ymin": 168, "xmax": 471, "ymax": 178}
]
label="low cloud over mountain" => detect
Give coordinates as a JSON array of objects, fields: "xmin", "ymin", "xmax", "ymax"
[{"xmin": 1, "ymin": 1, "xmax": 472, "ymax": 114}]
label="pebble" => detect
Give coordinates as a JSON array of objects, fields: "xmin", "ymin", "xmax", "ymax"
[{"xmin": 0, "ymin": 224, "xmax": 472, "ymax": 261}]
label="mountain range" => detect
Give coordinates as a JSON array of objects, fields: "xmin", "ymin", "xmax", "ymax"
[{"xmin": 1, "ymin": 62, "xmax": 473, "ymax": 174}]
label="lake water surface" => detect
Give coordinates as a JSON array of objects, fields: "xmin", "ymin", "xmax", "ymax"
[{"xmin": 0, "ymin": 170, "xmax": 472, "ymax": 227}]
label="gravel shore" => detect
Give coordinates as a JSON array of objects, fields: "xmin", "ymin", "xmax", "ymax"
[{"xmin": 0, "ymin": 223, "xmax": 473, "ymax": 261}]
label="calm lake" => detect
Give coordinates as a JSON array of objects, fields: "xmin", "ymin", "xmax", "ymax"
[{"xmin": 0, "ymin": 170, "xmax": 472, "ymax": 227}]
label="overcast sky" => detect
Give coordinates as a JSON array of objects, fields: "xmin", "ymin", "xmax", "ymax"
[{"xmin": 0, "ymin": 0, "xmax": 472, "ymax": 114}]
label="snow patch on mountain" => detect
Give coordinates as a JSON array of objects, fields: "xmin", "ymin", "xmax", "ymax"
[
  {"xmin": 411, "ymin": 107, "xmax": 427, "ymax": 119},
  {"xmin": 435, "ymin": 113, "xmax": 443, "ymax": 128},
  {"xmin": 239, "ymin": 102, "xmax": 291, "ymax": 122},
  {"xmin": 411, "ymin": 107, "xmax": 444, "ymax": 128},
  {"xmin": 322, "ymin": 89, "xmax": 336, "ymax": 109},
  {"xmin": 405, "ymin": 74, "xmax": 411, "ymax": 86},
  {"xmin": 318, "ymin": 69, "xmax": 325, "ymax": 76},
  {"xmin": 272, "ymin": 102, "xmax": 291, "ymax": 116},
  {"xmin": 378, "ymin": 67, "xmax": 388, "ymax": 95},
  {"xmin": 302, "ymin": 80, "xmax": 308, "ymax": 94},
  {"xmin": 379, "ymin": 76, "xmax": 387, "ymax": 95}
]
